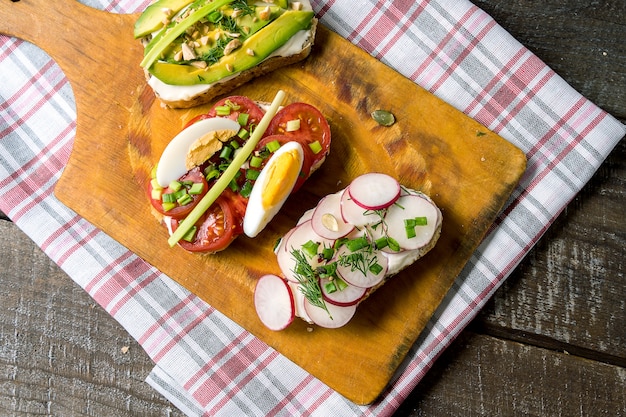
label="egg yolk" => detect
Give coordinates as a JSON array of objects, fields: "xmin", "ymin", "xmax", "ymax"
[{"xmin": 261, "ymin": 150, "xmax": 302, "ymax": 209}]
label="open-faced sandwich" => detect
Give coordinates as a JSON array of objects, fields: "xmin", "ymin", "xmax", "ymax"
[
  {"xmin": 134, "ymin": 0, "xmax": 317, "ymax": 108},
  {"xmin": 254, "ymin": 173, "xmax": 443, "ymax": 330},
  {"xmin": 147, "ymin": 91, "xmax": 331, "ymax": 253}
]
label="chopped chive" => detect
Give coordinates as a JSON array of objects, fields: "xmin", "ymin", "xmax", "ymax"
[
  {"xmin": 245, "ymin": 169, "xmax": 260, "ymax": 181},
  {"xmin": 150, "ymin": 178, "xmax": 162, "ymax": 191},
  {"xmin": 387, "ymin": 237, "xmax": 401, "ymax": 252},
  {"xmin": 162, "ymin": 193, "xmax": 176, "ymax": 203},
  {"xmin": 369, "ymin": 262, "xmax": 383, "ymax": 275},
  {"xmin": 309, "ymin": 140, "xmax": 322, "ymax": 154},
  {"xmin": 324, "ymin": 281, "xmax": 337, "ymax": 294},
  {"xmin": 229, "ymin": 178, "xmax": 239, "ymax": 192},
  {"xmin": 240, "ymin": 181, "xmax": 253, "ymax": 198},
  {"xmin": 169, "ymin": 180, "xmax": 182, "ymax": 192},
  {"xmin": 249, "ymin": 155, "xmax": 263, "ymax": 168},
  {"xmin": 162, "ymin": 202, "xmax": 177, "ymax": 211},
  {"xmin": 188, "ymin": 182, "xmax": 204, "ymax": 195},
  {"xmin": 215, "ymin": 105, "xmax": 231, "ymax": 116},
  {"xmin": 205, "ymin": 166, "xmax": 220, "ymax": 180},
  {"xmin": 177, "ymin": 194, "xmax": 193, "ymax": 206},
  {"xmin": 151, "ymin": 188, "xmax": 163, "ymax": 200},
  {"xmin": 345, "ymin": 236, "xmax": 369, "ymax": 252},
  {"xmin": 237, "ymin": 112, "xmax": 249, "ymax": 126},
  {"xmin": 374, "ymin": 236, "xmax": 388, "ymax": 250},
  {"xmin": 238, "ymin": 128, "xmax": 249, "ymax": 139},
  {"xmin": 286, "ymin": 119, "xmax": 300, "ymax": 132},
  {"xmin": 266, "ymin": 139, "xmax": 281, "ymax": 153},
  {"xmin": 220, "ymin": 146, "xmax": 233, "ymax": 160},
  {"xmin": 321, "ymin": 246, "xmax": 335, "ymax": 260},
  {"xmin": 302, "ymin": 240, "xmax": 319, "ymax": 257},
  {"xmin": 414, "ymin": 216, "xmax": 428, "ymax": 226}
]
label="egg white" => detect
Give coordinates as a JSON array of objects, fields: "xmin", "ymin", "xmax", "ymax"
[
  {"xmin": 243, "ymin": 141, "xmax": 304, "ymax": 238},
  {"xmin": 155, "ymin": 117, "xmax": 240, "ymax": 187}
]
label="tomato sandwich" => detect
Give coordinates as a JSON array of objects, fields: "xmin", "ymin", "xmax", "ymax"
[{"xmin": 147, "ymin": 91, "xmax": 331, "ymax": 253}]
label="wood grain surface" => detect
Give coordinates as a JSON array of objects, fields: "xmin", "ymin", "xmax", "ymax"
[{"xmin": 1, "ymin": 0, "xmax": 625, "ymax": 416}]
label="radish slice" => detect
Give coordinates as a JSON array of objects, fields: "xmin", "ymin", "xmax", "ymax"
[
  {"xmin": 334, "ymin": 245, "xmax": 388, "ymax": 288},
  {"xmin": 303, "ymin": 299, "xmax": 357, "ymax": 328},
  {"xmin": 340, "ymin": 189, "xmax": 382, "ymax": 226},
  {"xmin": 276, "ymin": 220, "xmax": 335, "ymax": 282},
  {"xmin": 254, "ymin": 274, "xmax": 295, "ymax": 331},
  {"xmin": 384, "ymin": 193, "xmax": 441, "ymax": 250},
  {"xmin": 288, "ymin": 281, "xmax": 313, "ymax": 323},
  {"xmin": 347, "ymin": 172, "xmax": 401, "ymax": 210},
  {"xmin": 320, "ymin": 277, "xmax": 367, "ymax": 306},
  {"xmin": 311, "ymin": 191, "xmax": 355, "ymax": 239}
]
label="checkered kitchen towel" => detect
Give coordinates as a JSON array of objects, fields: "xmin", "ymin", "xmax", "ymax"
[{"xmin": 1, "ymin": 0, "xmax": 624, "ymax": 415}]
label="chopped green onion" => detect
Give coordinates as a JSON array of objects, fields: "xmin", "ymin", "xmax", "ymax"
[
  {"xmin": 324, "ymin": 281, "xmax": 338, "ymax": 294},
  {"xmin": 162, "ymin": 202, "xmax": 177, "ymax": 212},
  {"xmin": 224, "ymin": 99, "xmax": 240, "ymax": 111},
  {"xmin": 240, "ymin": 181, "xmax": 253, "ymax": 198},
  {"xmin": 162, "ymin": 193, "xmax": 176, "ymax": 203},
  {"xmin": 238, "ymin": 128, "xmax": 249, "ymax": 139},
  {"xmin": 266, "ymin": 139, "xmax": 281, "ymax": 153},
  {"xmin": 321, "ymin": 246, "xmax": 335, "ymax": 260},
  {"xmin": 177, "ymin": 194, "xmax": 193, "ymax": 206},
  {"xmin": 245, "ymin": 169, "xmax": 260, "ymax": 181},
  {"xmin": 302, "ymin": 240, "xmax": 320, "ymax": 257},
  {"xmin": 205, "ymin": 165, "xmax": 220, "ymax": 180},
  {"xmin": 215, "ymin": 105, "xmax": 231, "ymax": 116},
  {"xmin": 249, "ymin": 155, "xmax": 263, "ymax": 168},
  {"xmin": 151, "ymin": 188, "xmax": 163, "ymax": 200},
  {"xmin": 237, "ymin": 112, "xmax": 249, "ymax": 126},
  {"xmin": 374, "ymin": 236, "xmax": 388, "ymax": 250},
  {"xmin": 369, "ymin": 262, "xmax": 383, "ymax": 275},
  {"xmin": 150, "ymin": 164, "xmax": 158, "ymax": 179},
  {"xmin": 414, "ymin": 216, "xmax": 428, "ymax": 226},
  {"xmin": 150, "ymin": 178, "xmax": 163, "ymax": 191},
  {"xmin": 188, "ymin": 182, "xmax": 204, "ymax": 195},
  {"xmin": 220, "ymin": 146, "xmax": 233, "ymax": 160},
  {"xmin": 207, "ymin": 10, "xmax": 222, "ymax": 23},
  {"xmin": 286, "ymin": 119, "xmax": 301, "ymax": 132},
  {"xmin": 173, "ymin": 189, "xmax": 188, "ymax": 200},
  {"xmin": 169, "ymin": 180, "xmax": 182, "ymax": 192},
  {"xmin": 387, "ymin": 237, "xmax": 401, "ymax": 252},
  {"xmin": 345, "ymin": 236, "xmax": 369, "ymax": 252},
  {"xmin": 229, "ymin": 178, "xmax": 239, "ymax": 192},
  {"xmin": 309, "ymin": 140, "xmax": 322, "ymax": 154},
  {"xmin": 229, "ymin": 139, "xmax": 240, "ymax": 149},
  {"xmin": 168, "ymin": 90, "xmax": 286, "ymax": 247}
]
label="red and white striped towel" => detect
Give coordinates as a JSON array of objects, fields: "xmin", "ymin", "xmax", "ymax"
[{"xmin": 1, "ymin": 1, "xmax": 624, "ymax": 415}]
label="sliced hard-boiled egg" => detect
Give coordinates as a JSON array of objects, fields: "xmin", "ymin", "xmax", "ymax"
[
  {"xmin": 155, "ymin": 117, "xmax": 240, "ymax": 187},
  {"xmin": 243, "ymin": 141, "xmax": 304, "ymax": 238}
]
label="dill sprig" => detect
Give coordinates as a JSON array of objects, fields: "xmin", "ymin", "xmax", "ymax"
[{"xmin": 290, "ymin": 249, "xmax": 333, "ymax": 319}]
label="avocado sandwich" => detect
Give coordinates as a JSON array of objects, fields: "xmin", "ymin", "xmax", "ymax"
[{"xmin": 134, "ymin": 0, "xmax": 317, "ymax": 108}]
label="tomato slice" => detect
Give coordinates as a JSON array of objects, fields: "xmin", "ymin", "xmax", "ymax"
[
  {"xmin": 266, "ymin": 102, "xmax": 331, "ymax": 169},
  {"xmin": 149, "ymin": 168, "xmax": 208, "ymax": 220},
  {"xmin": 255, "ymin": 135, "xmax": 314, "ymax": 193},
  {"xmin": 168, "ymin": 188, "xmax": 247, "ymax": 253}
]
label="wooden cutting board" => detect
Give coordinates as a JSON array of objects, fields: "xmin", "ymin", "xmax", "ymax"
[{"xmin": 1, "ymin": 0, "xmax": 526, "ymax": 405}]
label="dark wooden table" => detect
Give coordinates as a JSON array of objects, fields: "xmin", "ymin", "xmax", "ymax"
[{"xmin": 1, "ymin": 1, "xmax": 624, "ymax": 415}]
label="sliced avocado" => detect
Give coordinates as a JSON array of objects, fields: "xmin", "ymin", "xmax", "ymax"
[
  {"xmin": 141, "ymin": 0, "xmax": 235, "ymax": 69},
  {"xmin": 149, "ymin": 10, "xmax": 314, "ymax": 85},
  {"xmin": 158, "ymin": 6, "xmax": 283, "ymax": 62},
  {"xmin": 134, "ymin": 0, "xmax": 195, "ymax": 39}
]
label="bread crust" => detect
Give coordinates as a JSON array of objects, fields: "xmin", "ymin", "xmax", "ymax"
[{"xmin": 146, "ymin": 18, "xmax": 318, "ymax": 109}]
